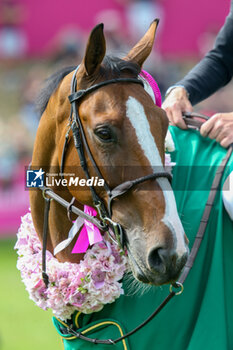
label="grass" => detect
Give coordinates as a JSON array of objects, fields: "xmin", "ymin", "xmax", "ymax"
[{"xmin": 0, "ymin": 238, "xmax": 63, "ymax": 350}]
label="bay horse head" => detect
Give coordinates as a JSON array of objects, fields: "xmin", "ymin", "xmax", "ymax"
[{"xmin": 30, "ymin": 20, "xmax": 189, "ymax": 286}]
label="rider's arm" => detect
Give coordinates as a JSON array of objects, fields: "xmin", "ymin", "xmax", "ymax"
[
  {"xmin": 176, "ymin": 7, "xmax": 233, "ymax": 105},
  {"xmin": 163, "ymin": 4, "xmax": 233, "ymax": 129}
]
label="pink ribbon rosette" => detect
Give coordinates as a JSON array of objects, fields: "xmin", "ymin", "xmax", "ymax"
[
  {"xmin": 71, "ymin": 206, "xmax": 103, "ymax": 253},
  {"xmin": 54, "ymin": 205, "xmax": 103, "ymax": 256}
]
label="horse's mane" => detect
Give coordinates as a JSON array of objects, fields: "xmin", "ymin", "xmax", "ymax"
[
  {"xmin": 36, "ymin": 66, "xmax": 76, "ymax": 117},
  {"xmin": 36, "ymin": 56, "xmax": 140, "ymax": 117}
]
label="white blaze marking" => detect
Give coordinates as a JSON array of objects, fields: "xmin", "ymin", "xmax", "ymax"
[{"xmin": 126, "ymin": 96, "xmax": 187, "ymax": 257}]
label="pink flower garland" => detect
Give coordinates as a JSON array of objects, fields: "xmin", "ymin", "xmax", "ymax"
[{"xmin": 15, "ymin": 212, "xmax": 128, "ymax": 321}]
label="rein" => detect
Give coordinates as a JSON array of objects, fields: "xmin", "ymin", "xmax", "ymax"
[
  {"xmin": 38, "ymin": 66, "xmax": 233, "ymax": 345},
  {"xmin": 182, "ymin": 111, "xmax": 209, "ymax": 129}
]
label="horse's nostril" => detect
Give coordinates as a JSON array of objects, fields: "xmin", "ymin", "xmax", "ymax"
[{"xmin": 148, "ymin": 248, "xmax": 167, "ymax": 273}]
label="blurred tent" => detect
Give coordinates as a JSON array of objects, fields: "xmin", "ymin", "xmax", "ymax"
[{"xmin": 3, "ymin": 0, "xmax": 229, "ymax": 58}]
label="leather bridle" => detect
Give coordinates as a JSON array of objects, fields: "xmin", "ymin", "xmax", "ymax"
[
  {"xmin": 67, "ymin": 66, "xmax": 172, "ymax": 217},
  {"xmin": 40, "ymin": 65, "xmax": 172, "ymax": 296},
  {"xmin": 38, "ymin": 66, "xmax": 233, "ymax": 345}
]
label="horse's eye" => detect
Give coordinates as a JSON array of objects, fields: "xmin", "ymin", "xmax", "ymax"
[{"xmin": 94, "ymin": 127, "xmax": 115, "ymax": 142}]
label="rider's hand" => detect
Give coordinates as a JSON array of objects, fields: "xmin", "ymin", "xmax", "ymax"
[
  {"xmin": 200, "ymin": 112, "xmax": 233, "ymax": 148},
  {"xmin": 162, "ymin": 87, "xmax": 193, "ymax": 129}
]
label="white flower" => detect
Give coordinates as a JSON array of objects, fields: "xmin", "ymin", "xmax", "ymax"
[{"xmin": 165, "ymin": 130, "xmax": 175, "ymax": 152}]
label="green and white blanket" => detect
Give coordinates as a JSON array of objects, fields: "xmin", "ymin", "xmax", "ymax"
[{"xmin": 54, "ymin": 127, "xmax": 233, "ymax": 350}]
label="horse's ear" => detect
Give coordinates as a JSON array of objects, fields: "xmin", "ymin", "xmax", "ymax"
[
  {"xmin": 82, "ymin": 23, "xmax": 106, "ymax": 76},
  {"xmin": 124, "ymin": 19, "xmax": 159, "ymax": 67}
]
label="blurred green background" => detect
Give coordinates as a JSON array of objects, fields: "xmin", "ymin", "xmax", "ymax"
[{"xmin": 0, "ymin": 238, "xmax": 62, "ymax": 350}]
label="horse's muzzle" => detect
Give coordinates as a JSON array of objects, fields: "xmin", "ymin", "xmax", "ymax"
[
  {"xmin": 147, "ymin": 247, "xmax": 188, "ymax": 276},
  {"xmin": 127, "ymin": 243, "xmax": 189, "ymax": 286}
]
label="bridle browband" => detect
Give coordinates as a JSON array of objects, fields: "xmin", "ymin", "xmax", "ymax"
[{"xmin": 39, "ymin": 65, "xmax": 233, "ymax": 345}]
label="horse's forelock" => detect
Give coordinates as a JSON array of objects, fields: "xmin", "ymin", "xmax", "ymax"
[{"xmin": 101, "ymin": 56, "xmax": 141, "ymax": 79}]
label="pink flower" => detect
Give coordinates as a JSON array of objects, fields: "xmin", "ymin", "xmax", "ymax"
[
  {"xmin": 15, "ymin": 212, "xmax": 128, "ymax": 321},
  {"xmin": 72, "ymin": 292, "xmax": 86, "ymax": 307},
  {"xmin": 92, "ymin": 269, "xmax": 106, "ymax": 283}
]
